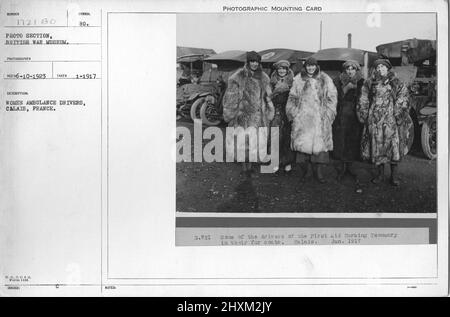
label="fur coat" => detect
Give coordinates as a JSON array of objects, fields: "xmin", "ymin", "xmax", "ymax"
[
  {"xmin": 222, "ymin": 64, "xmax": 274, "ymax": 162},
  {"xmin": 270, "ymin": 69, "xmax": 294, "ymax": 97},
  {"xmin": 286, "ymin": 68, "xmax": 338, "ymax": 154},
  {"xmin": 269, "ymin": 69, "xmax": 296, "ymax": 166},
  {"xmin": 332, "ymin": 71, "xmax": 364, "ymax": 161},
  {"xmin": 356, "ymin": 70, "xmax": 412, "ymax": 164}
]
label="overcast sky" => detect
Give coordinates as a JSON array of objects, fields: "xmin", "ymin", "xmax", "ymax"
[{"xmin": 177, "ymin": 13, "xmax": 436, "ymax": 53}]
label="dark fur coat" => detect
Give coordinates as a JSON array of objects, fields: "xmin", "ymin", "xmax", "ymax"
[
  {"xmin": 332, "ymin": 71, "xmax": 364, "ymax": 161},
  {"xmin": 222, "ymin": 64, "xmax": 274, "ymax": 161}
]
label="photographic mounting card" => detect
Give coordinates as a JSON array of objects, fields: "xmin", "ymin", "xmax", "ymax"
[{"xmin": 0, "ymin": 0, "xmax": 447, "ymax": 297}]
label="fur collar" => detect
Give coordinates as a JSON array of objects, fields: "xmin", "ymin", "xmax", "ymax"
[
  {"xmin": 242, "ymin": 62, "xmax": 264, "ymax": 80},
  {"xmin": 230, "ymin": 63, "xmax": 270, "ymax": 88},
  {"xmin": 339, "ymin": 71, "xmax": 363, "ymax": 86},
  {"xmin": 300, "ymin": 65, "xmax": 321, "ymax": 79},
  {"xmin": 270, "ymin": 69, "xmax": 294, "ymax": 87},
  {"xmin": 368, "ymin": 69, "xmax": 398, "ymax": 86}
]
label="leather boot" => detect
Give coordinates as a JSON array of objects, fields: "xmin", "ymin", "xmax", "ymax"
[
  {"xmin": 371, "ymin": 164, "xmax": 385, "ymax": 184},
  {"xmin": 313, "ymin": 163, "xmax": 326, "ymax": 183},
  {"xmin": 346, "ymin": 162, "xmax": 358, "ymax": 178},
  {"xmin": 297, "ymin": 162, "xmax": 309, "ymax": 181},
  {"xmin": 241, "ymin": 162, "xmax": 252, "ymax": 178},
  {"xmin": 336, "ymin": 161, "xmax": 346, "ymax": 181},
  {"xmin": 390, "ymin": 163, "xmax": 400, "ymax": 186}
]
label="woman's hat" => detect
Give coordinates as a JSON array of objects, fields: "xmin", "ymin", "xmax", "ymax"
[
  {"xmin": 273, "ymin": 60, "xmax": 290, "ymax": 69},
  {"xmin": 304, "ymin": 57, "xmax": 318, "ymax": 66},
  {"xmin": 373, "ymin": 58, "xmax": 392, "ymax": 69},
  {"xmin": 246, "ymin": 51, "xmax": 261, "ymax": 63},
  {"xmin": 342, "ymin": 60, "xmax": 361, "ymax": 70}
]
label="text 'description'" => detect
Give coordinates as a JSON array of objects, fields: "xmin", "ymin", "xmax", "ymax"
[{"xmin": 1, "ymin": 7, "xmax": 102, "ymax": 114}]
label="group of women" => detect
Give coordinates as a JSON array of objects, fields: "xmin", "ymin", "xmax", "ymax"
[{"xmin": 222, "ymin": 51, "xmax": 412, "ymax": 187}]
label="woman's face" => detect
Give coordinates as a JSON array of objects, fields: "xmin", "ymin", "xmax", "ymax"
[
  {"xmin": 306, "ymin": 64, "xmax": 317, "ymax": 75},
  {"xmin": 277, "ymin": 67, "xmax": 288, "ymax": 77},
  {"xmin": 345, "ymin": 66, "xmax": 357, "ymax": 78},
  {"xmin": 249, "ymin": 60, "xmax": 259, "ymax": 71},
  {"xmin": 376, "ymin": 64, "xmax": 389, "ymax": 76}
]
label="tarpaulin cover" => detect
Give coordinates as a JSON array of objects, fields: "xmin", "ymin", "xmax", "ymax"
[
  {"xmin": 177, "ymin": 54, "xmax": 211, "ymax": 63},
  {"xmin": 258, "ymin": 48, "xmax": 314, "ymax": 64},
  {"xmin": 376, "ymin": 39, "xmax": 436, "ymax": 63},
  {"xmin": 204, "ymin": 50, "xmax": 247, "ymax": 70},
  {"xmin": 309, "ymin": 48, "xmax": 379, "ymax": 66},
  {"xmin": 204, "ymin": 50, "xmax": 247, "ymax": 63},
  {"xmin": 177, "ymin": 46, "xmax": 216, "ymax": 58}
]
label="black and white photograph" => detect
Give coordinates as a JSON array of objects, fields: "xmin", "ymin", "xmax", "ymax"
[
  {"xmin": 176, "ymin": 12, "xmax": 437, "ymax": 214},
  {"xmin": 1, "ymin": 0, "xmax": 447, "ymax": 297}
]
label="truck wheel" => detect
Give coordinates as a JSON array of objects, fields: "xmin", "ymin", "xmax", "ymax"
[
  {"xmin": 200, "ymin": 101, "xmax": 222, "ymax": 126},
  {"xmin": 179, "ymin": 104, "xmax": 191, "ymax": 119},
  {"xmin": 190, "ymin": 97, "xmax": 205, "ymax": 122},
  {"xmin": 409, "ymin": 108, "xmax": 420, "ymax": 151},
  {"xmin": 421, "ymin": 118, "xmax": 437, "ymax": 160}
]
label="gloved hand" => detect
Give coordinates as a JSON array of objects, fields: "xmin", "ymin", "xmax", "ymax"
[
  {"xmin": 343, "ymin": 82, "xmax": 356, "ymax": 94},
  {"xmin": 266, "ymin": 100, "xmax": 275, "ymax": 121}
]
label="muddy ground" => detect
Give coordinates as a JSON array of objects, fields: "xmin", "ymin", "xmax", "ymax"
[{"xmin": 176, "ymin": 120, "xmax": 436, "ymax": 213}]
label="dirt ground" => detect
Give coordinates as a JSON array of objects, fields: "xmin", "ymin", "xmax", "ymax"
[{"xmin": 176, "ymin": 120, "xmax": 436, "ymax": 213}]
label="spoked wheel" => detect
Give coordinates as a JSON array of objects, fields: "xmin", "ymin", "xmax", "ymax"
[
  {"xmin": 179, "ymin": 104, "xmax": 192, "ymax": 119},
  {"xmin": 200, "ymin": 101, "xmax": 222, "ymax": 126},
  {"xmin": 421, "ymin": 117, "xmax": 437, "ymax": 160},
  {"xmin": 190, "ymin": 97, "xmax": 205, "ymax": 122}
]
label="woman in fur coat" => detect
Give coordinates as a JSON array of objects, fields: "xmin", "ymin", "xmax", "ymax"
[
  {"xmin": 269, "ymin": 60, "xmax": 296, "ymax": 174},
  {"xmin": 222, "ymin": 51, "xmax": 275, "ymax": 176},
  {"xmin": 332, "ymin": 60, "xmax": 364, "ymax": 181},
  {"xmin": 357, "ymin": 59, "xmax": 413, "ymax": 186},
  {"xmin": 286, "ymin": 57, "xmax": 338, "ymax": 183}
]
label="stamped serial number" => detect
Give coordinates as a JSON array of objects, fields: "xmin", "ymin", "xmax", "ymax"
[
  {"xmin": 15, "ymin": 18, "xmax": 57, "ymax": 26},
  {"xmin": 6, "ymin": 73, "xmax": 47, "ymax": 79}
]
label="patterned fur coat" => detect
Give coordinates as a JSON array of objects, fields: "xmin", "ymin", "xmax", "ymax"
[
  {"xmin": 357, "ymin": 70, "xmax": 412, "ymax": 164},
  {"xmin": 286, "ymin": 68, "xmax": 338, "ymax": 154},
  {"xmin": 222, "ymin": 64, "xmax": 274, "ymax": 161}
]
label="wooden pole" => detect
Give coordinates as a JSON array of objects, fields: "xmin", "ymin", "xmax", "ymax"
[
  {"xmin": 363, "ymin": 52, "xmax": 369, "ymax": 79},
  {"xmin": 319, "ymin": 21, "xmax": 322, "ymax": 50}
]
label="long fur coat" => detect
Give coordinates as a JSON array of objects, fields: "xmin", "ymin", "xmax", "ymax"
[
  {"xmin": 332, "ymin": 71, "xmax": 364, "ymax": 161},
  {"xmin": 222, "ymin": 64, "xmax": 274, "ymax": 162},
  {"xmin": 286, "ymin": 68, "xmax": 338, "ymax": 155},
  {"xmin": 357, "ymin": 70, "xmax": 412, "ymax": 164},
  {"xmin": 269, "ymin": 69, "xmax": 296, "ymax": 166}
]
